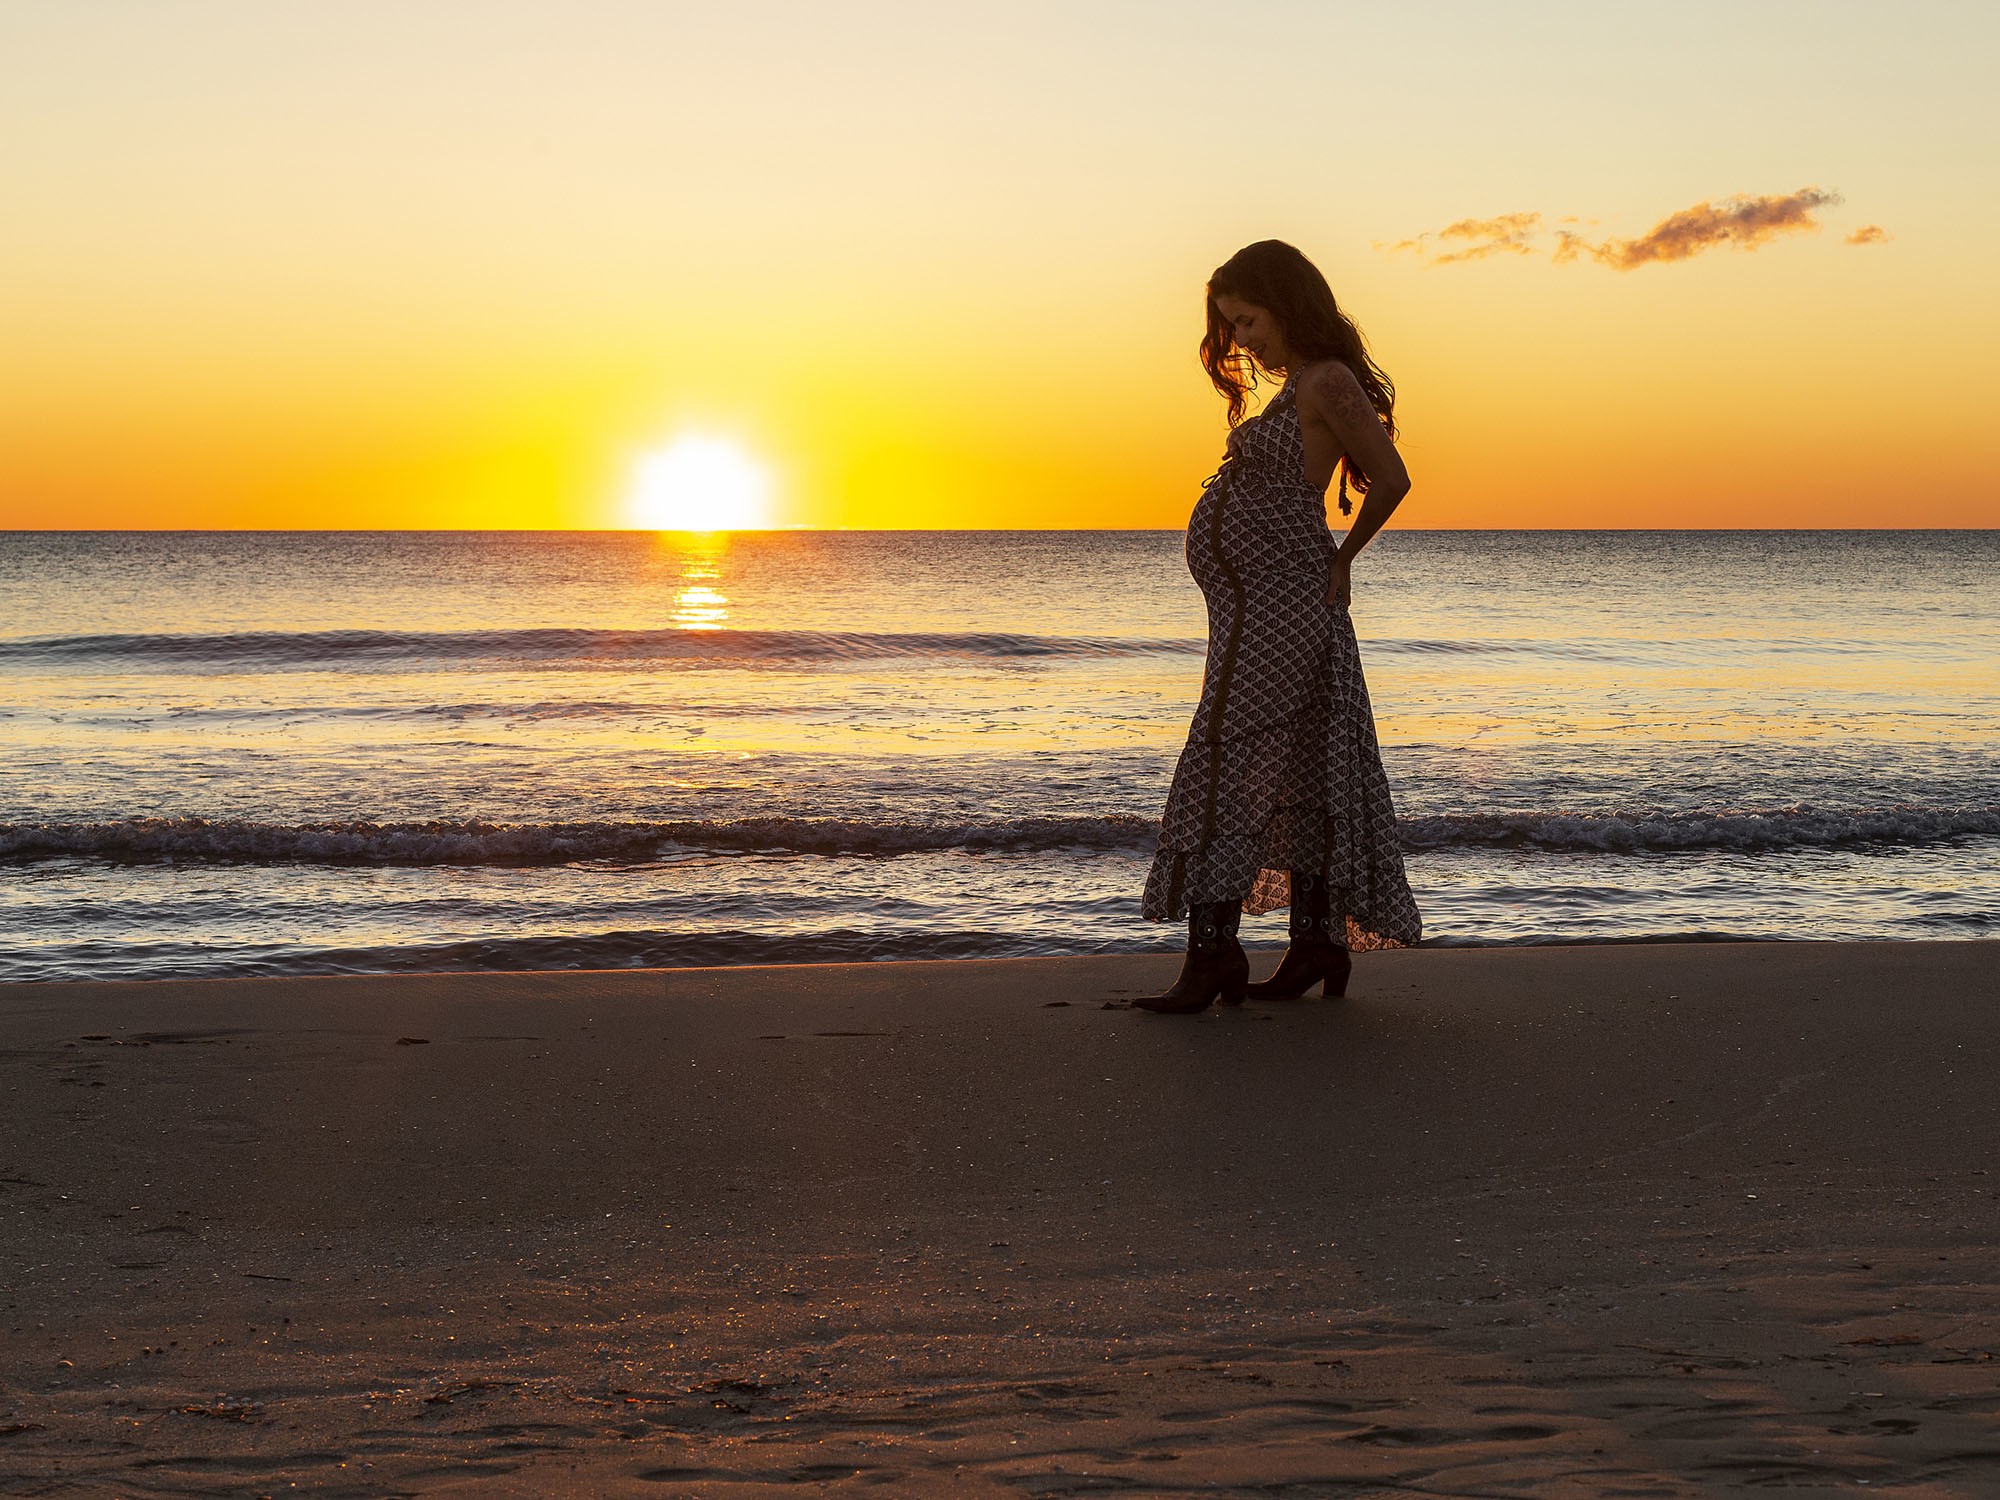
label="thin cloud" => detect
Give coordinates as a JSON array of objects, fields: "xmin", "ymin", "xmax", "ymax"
[
  {"xmin": 1390, "ymin": 187, "xmax": 1864, "ymax": 270},
  {"xmin": 1846, "ymin": 224, "xmax": 1892, "ymax": 245},
  {"xmin": 1432, "ymin": 212, "xmax": 1542, "ymax": 264},
  {"xmin": 1382, "ymin": 213, "xmax": 1542, "ymax": 263},
  {"xmin": 1550, "ymin": 229, "xmax": 1592, "ymax": 266},
  {"xmin": 1579, "ymin": 187, "xmax": 1842, "ymax": 269}
]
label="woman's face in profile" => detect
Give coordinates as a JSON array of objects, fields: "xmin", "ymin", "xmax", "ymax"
[{"xmin": 1213, "ymin": 294, "xmax": 1289, "ymax": 371}]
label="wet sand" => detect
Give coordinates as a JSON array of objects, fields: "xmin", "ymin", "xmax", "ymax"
[{"xmin": 2, "ymin": 941, "xmax": 1997, "ymax": 1496}]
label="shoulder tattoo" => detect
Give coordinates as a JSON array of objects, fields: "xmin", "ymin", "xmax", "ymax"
[{"xmin": 1309, "ymin": 363, "xmax": 1377, "ymax": 427}]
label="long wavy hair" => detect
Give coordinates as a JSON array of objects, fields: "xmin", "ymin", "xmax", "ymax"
[{"xmin": 1201, "ymin": 240, "xmax": 1396, "ymax": 513}]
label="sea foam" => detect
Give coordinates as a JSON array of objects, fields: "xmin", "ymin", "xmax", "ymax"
[{"xmin": 5, "ymin": 805, "xmax": 1992, "ymax": 867}]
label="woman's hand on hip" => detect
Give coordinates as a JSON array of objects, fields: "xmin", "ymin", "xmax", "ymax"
[{"xmin": 1325, "ymin": 554, "xmax": 1352, "ymax": 610}]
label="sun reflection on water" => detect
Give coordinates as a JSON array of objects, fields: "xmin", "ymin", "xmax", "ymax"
[
  {"xmin": 665, "ymin": 535, "xmax": 730, "ymax": 630},
  {"xmin": 674, "ymin": 583, "xmax": 728, "ymax": 629}
]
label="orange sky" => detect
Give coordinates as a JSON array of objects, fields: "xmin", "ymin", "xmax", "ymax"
[{"xmin": 4, "ymin": 2, "xmax": 1996, "ymax": 530}]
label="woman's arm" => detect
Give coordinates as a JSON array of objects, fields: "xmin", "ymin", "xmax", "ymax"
[{"xmin": 1301, "ymin": 361, "xmax": 1412, "ymax": 606}]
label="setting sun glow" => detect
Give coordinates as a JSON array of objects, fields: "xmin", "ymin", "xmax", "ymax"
[
  {"xmin": 628, "ymin": 436, "xmax": 771, "ymax": 532},
  {"xmin": 5, "ymin": 8, "xmax": 1993, "ymax": 531}
]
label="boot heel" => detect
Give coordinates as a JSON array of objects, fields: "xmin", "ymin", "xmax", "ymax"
[
  {"xmin": 1246, "ymin": 940, "xmax": 1349, "ymax": 1001},
  {"xmin": 1324, "ymin": 951, "xmax": 1352, "ymax": 999}
]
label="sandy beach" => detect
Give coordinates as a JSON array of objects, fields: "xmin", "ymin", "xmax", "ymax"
[{"xmin": 3, "ymin": 941, "xmax": 1997, "ymax": 1496}]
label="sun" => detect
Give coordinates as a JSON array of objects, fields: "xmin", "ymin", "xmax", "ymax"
[{"xmin": 627, "ymin": 435, "xmax": 772, "ymax": 531}]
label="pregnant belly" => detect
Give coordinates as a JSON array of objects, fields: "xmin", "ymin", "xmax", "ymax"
[{"xmin": 1215, "ymin": 488, "xmax": 1331, "ymax": 579}]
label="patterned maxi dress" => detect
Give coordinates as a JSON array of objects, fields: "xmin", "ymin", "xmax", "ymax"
[{"xmin": 1141, "ymin": 371, "xmax": 1423, "ymax": 950}]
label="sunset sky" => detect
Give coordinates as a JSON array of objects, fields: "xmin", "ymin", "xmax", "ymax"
[{"xmin": 4, "ymin": 1, "xmax": 1996, "ymax": 530}]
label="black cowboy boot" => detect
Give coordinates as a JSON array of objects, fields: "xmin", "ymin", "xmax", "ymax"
[
  {"xmin": 1245, "ymin": 868, "xmax": 1351, "ymax": 999},
  {"xmin": 1134, "ymin": 900, "xmax": 1248, "ymax": 1013}
]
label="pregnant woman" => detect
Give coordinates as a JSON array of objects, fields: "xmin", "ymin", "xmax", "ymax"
[{"xmin": 1139, "ymin": 240, "xmax": 1422, "ymax": 1013}]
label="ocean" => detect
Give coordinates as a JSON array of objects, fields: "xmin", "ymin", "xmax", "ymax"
[{"xmin": 1, "ymin": 530, "xmax": 1994, "ymax": 981}]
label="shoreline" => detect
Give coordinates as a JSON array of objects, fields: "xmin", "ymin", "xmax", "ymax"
[
  {"xmin": 5, "ymin": 941, "xmax": 1998, "ymax": 1493},
  {"xmin": 0, "ymin": 927, "xmax": 1932, "ymax": 991}
]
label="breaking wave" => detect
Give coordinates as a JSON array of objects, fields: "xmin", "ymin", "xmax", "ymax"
[
  {"xmin": 0, "ymin": 626, "xmax": 1205, "ymax": 669},
  {"xmin": 1398, "ymin": 805, "xmax": 2000, "ymax": 852},
  {"xmin": 14, "ymin": 626, "xmax": 1936, "ymax": 675},
  {"xmin": 3, "ymin": 805, "xmax": 1993, "ymax": 868}
]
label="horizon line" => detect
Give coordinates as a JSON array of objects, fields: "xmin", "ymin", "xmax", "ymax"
[{"xmin": 7, "ymin": 525, "xmax": 1997, "ymax": 536}]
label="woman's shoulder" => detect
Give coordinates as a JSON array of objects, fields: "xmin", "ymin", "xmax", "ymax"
[
  {"xmin": 1293, "ymin": 356, "xmax": 1357, "ymax": 390},
  {"xmin": 1293, "ymin": 358, "xmax": 1367, "ymax": 414}
]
